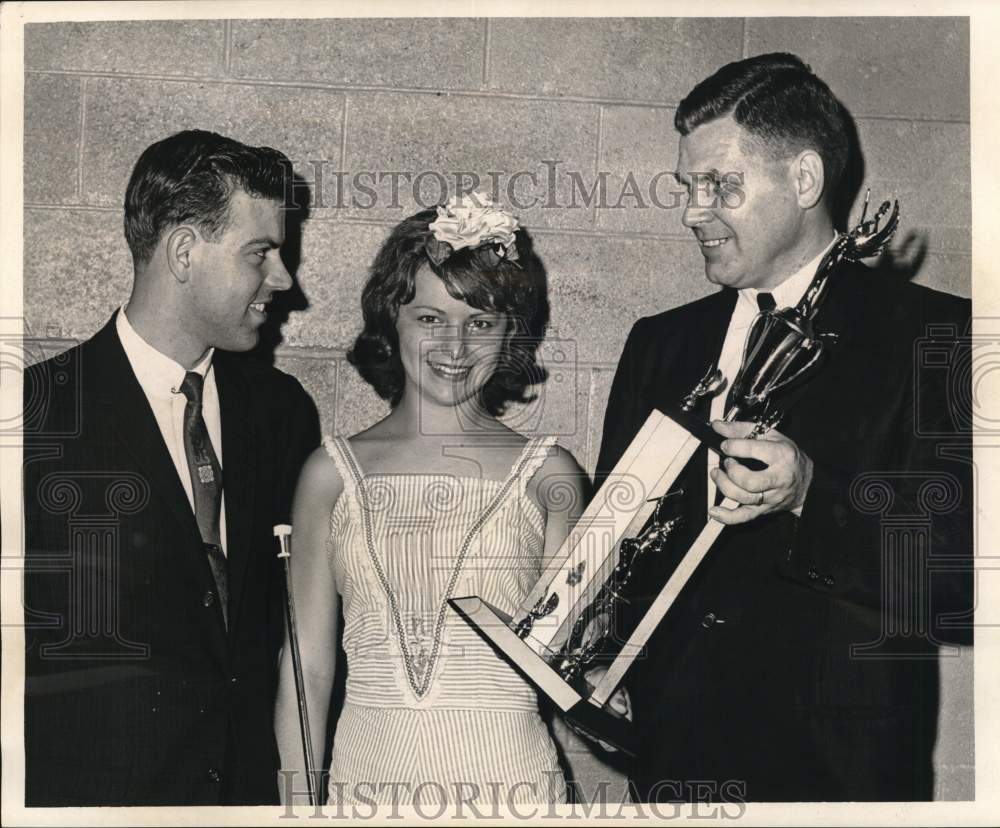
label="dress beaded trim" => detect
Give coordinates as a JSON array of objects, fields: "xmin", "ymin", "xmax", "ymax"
[{"xmin": 327, "ymin": 435, "xmax": 556, "ymax": 700}]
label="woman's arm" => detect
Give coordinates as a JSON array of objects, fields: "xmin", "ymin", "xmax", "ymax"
[
  {"xmin": 529, "ymin": 445, "xmax": 591, "ymax": 567},
  {"xmin": 274, "ymin": 446, "xmax": 343, "ymax": 804}
]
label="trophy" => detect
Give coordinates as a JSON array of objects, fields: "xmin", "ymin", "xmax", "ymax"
[
  {"xmin": 528, "ymin": 490, "xmax": 685, "ymax": 684},
  {"xmin": 450, "ymin": 193, "xmax": 900, "ymax": 753},
  {"xmin": 727, "ymin": 192, "xmax": 901, "ymax": 425}
]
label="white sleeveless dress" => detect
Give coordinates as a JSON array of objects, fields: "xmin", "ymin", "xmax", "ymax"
[{"xmin": 322, "ymin": 434, "xmax": 566, "ymax": 806}]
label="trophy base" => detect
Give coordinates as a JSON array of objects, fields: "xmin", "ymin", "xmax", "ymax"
[
  {"xmin": 659, "ymin": 405, "xmax": 767, "ymax": 472},
  {"xmin": 448, "ymin": 596, "xmax": 638, "ymax": 756}
]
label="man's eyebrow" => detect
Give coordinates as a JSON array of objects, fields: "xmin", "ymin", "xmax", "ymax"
[{"xmin": 243, "ymin": 237, "xmax": 281, "ymax": 248}]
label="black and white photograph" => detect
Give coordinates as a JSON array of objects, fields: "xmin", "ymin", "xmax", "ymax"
[{"xmin": 1, "ymin": 0, "xmax": 995, "ymax": 823}]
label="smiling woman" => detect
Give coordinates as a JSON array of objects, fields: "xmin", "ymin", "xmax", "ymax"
[
  {"xmin": 347, "ymin": 204, "xmax": 549, "ymax": 416},
  {"xmin": 274, "ymin": 196, "xmax": 592, "ymax": 807}
]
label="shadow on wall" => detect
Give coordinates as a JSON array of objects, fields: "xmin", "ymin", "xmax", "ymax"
[
  {"xmin": 247, "ymin": 171, "xmax": 312, "ymax": 366},
  {"xmin": 835, "ymin": 96, "xmax": 929, "ymax": 284}
]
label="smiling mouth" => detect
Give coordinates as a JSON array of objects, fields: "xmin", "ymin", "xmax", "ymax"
[
  {"xmin": 249, "ymin": 302, "xmax": 268, "ymax": 316},
  {"xmin": 699, "ymin": 237, "xmax": 731, "ymax": 248},
  {"xmin": 427, "ymin": 360, "xmax": 472, "ymax": 379}
]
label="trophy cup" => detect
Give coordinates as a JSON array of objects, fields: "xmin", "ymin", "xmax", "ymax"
[{"xmin": 450, "ymin": 193, "xmax": 900, "ymax": 752}]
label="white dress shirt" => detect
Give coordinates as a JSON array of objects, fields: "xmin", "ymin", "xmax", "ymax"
[
  {"xmin": 116, "ymin": 306, "xmax": 227, "ymax": 555},
  {"xmin": 707, "ymin": 236, "xmax": 838, "ymax": 510}
]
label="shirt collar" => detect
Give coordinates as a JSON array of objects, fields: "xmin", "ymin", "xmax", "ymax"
[
  {"xmin": 116, "ymin": 304, "xmax": 214, "ymax": 400},
  {"xmin": 738, "ymin": 232, "xmax": 839, "ymax": 314}
]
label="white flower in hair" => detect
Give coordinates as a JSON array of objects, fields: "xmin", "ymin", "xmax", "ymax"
[{"xmin": 427, "ymin": 191, "xmax": 520, "ymax": 266}]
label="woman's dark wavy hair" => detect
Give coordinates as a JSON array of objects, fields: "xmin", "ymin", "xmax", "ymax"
[{"xmin": 347, "ymin": 208, "xmax": 550, "ymax": 416}]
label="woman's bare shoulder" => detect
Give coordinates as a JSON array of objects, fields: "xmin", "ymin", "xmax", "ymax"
[{"xmin": 295, "ymin": 442, "xmax": 345, "ymax": 505}]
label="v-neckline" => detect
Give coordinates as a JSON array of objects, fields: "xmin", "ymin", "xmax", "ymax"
[{"xmin": 333, "ymin": 435, "xmax": 542, "ymax": 700}]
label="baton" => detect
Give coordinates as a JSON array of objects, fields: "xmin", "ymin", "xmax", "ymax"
[{"xmin": 274, "ymin": 524, "xmax": 317, "ymax": 805}]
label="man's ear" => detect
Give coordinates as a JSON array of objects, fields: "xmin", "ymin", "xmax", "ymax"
[
  {"xmin": 164, "ymin": 226, "xmax": 198, "ymax": 283},
  {"xmin": 793, "ymin": 150, "xmax": 825, "ymax": 210}
]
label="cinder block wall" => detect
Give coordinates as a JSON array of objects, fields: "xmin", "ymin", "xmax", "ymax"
[{"xmin": 23, "ymin": 17, "xmax": 972, "ymax": 800}]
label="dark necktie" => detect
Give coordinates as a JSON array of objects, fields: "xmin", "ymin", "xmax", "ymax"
[
  {"xmin": 756, "ymin": 291, "xmax": 776, "ymax": 312},
  {"xmin": 716, "ymin": 292, "xmax": 777, "ymax": 504},
  {"xmin": 180, "ymin": 371, "xmax": 228, "ymax": 629},
  {"xmin": 722, "ymin": 291, "xmax": 776, "ymax": 418}
]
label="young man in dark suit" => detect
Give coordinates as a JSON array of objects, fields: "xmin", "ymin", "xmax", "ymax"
[
  {"xmin": 596, "ymin": 53, "xmax": 972, "ymax": 802},
  {"xmin": 23, "ymin": 130, "xmax": 320, "ymax": 806}
]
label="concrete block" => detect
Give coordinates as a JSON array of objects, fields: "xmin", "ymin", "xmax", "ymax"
[
  {"xmin": 584, "ymin": 367, "xmax": 619, "ymax": 476},
  {"xmin": 231, "ymin": 18, "xmax": 484, "ymax": 90},
  {"xmin": 281, "ymin": 221, "xmax": 386, "ymax": 350},
  {"xmin": 597, "ymin": 105, "xmax": 683, "ymax": 235},
  {"xmin": 488, "ymin": 18, "xmax": 743, "ymax": 103},
  {"xmin": 536, "ymin": 232, "xmax": 712, "ymax": 363},
  {"xmin": 80, "ymin": 77, "xmax": 344, "ymax": 207},
  {"xmin": 911, "ymin": 252, "xmax": 971, "ymax": 299},
  {"xmin": 25, "ymin": 73, "xmax": 81, "ymax": 204},
  {"xmin": 934, "ymin": 764, "xmax": 974, "ymax": 801},
  {"xmin": 25, "ymin": 21, "xmax": 226, "ymax": 77},
  {"xmin": 24, "ymin": 208, "xmax": 132, "ymax": 341},
  {"xmin": 341, "ymin": 92, "xmax": 599, "ymax": 231},
  {"xmin": 273, "ymin": 351, "xmax": 339, "ymax": 438},
  {"xmin": 851, "ymin": 120, "xmax": 969, "ymax": 271},
  {"xmin": 332, "ymin": 354, "xmax": 391, "ymax": 437},
  {"xmin": 500, "ymin": 343, "xmax": 592, "ymax": 464},
  {"xmin": 934, "ymin": 645, "xmax": 974, "ymax": 768},
  {"xmin": 745, "ymin": 18, "xmax": 969, "ymax": 121}
]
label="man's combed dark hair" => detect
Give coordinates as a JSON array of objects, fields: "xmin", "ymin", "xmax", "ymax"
[
  {"xmin": 675, "ymin": 52, "xmax": 852, "ymax": 201},
  {"xmin": 348, "ymin": 209, "xmax": 550, "ymax": 416},
  {"xmin": 123, "ymin": 129, "xmax": 292, "ymax": 268}
]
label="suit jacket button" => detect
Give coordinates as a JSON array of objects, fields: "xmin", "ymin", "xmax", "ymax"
[
  {"xmin": 203, "ymin": 591, "xmax": 216, "ymax": 608},
  {"xmin": 701, "ymin": 612, "xmax": 717, "ymax": 628},
  {"xmin": 807, "ymin": 568, "xmax": 819, "ymax": 580},
  {"xmin": 207, "ymin": 767, "xmax": 222, "ymax": 783}
]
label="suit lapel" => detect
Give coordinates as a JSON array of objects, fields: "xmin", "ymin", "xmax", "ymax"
[
  {"xmin": 90, "ymin": 315, "xmax": 229, "ymax": 647},
  {"xmin": 215, "ymin": 354, "xmax": 255, "ymax": 637},
  {"xmin": 90, "ymin": 317, "xmax": 205, "ymax": 550},
  {"xmin": 812, "ymin": 261, "xmax": 860, "ymax": 347},
  {"xmin": 647, "ymin": 288, "xmax": 738, "ymax": 412},
  {"xmin": 772, "ymin": 261, "xmax": 859, "ymax": 418},
  {"xmin": 637, "ymin": 289, "xmax": 736, "ymax": 529}
]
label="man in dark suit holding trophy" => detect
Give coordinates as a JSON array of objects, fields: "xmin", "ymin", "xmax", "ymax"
[{"xmin": 596, "ymin": 53, "xmax": 972, "ymax": 801}]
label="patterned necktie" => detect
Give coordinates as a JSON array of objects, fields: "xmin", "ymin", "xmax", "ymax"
[{"xmin": 180, "ymin": 371, "xmax": 228, "ymax": 629}]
